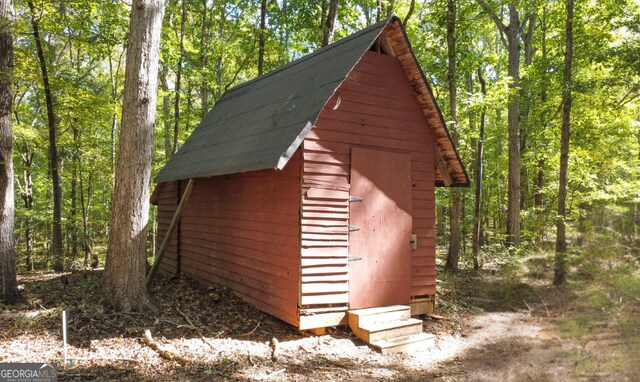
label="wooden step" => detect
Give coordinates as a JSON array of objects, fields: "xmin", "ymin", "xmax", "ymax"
[
  {"xmin": 353, "ymin": 318, "xmax": 423, "ymax": 343},
  {"xmin": 370, "ymin": 332, "xmax": 435, "ymax": 354},
  {"xmin": 348, "ymin": 305, "xmax": 411, "ymax": 328}
]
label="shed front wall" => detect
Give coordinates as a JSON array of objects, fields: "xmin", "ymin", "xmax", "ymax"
[
  {"xmin": 155, "ymin": 152, "xmax": 302, "ymax": 326},
  {"xmin": 300, "ymin": 50, "xmax": 437, "ymax": 314}
]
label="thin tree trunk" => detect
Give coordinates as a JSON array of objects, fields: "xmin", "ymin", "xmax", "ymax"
[
  {"xmin": 472, "ymin": 67, "xmax": 487, "ymax": 270},
  {"xmin": 258, "ymin": 0, "xmax": 266, "ymax": 75},
  {"xmin": 200, "ymin": 0, "xmax": 209, "ymax": 117},
  {"xmin": 535, "ymin": 8, "xmax": 548, "ymax": 242},
  {"xmin": 554, "ymin": 0, "xmax": 574, "ymax": 286},
  {"xmin": 445, "ymin": 0, "xmax": 460, "ymax": 271},
  {"xmin": 79, "ymin": 167, "xmax": 95, "ymax": 268},
  {"xmin": 519, "ymin": 14, "xmax": 536, "ymax": 210},
  {"xmin": 403, "ymin": 0, "xmax": 416, "ymax": 26},
  {"xmin": 476, "ymin": 0, "xmax": 522, "ymax": 248},
  {"xmin": 15, "ymin": 133, "xmax": 34, "ymax": 270},
  {"xmin": 213, "ymin": 5, "xmax": 225, "ymax": 101},
  {"xmin": 0, "ymin": 0, "xmax": 20, "ymax": 304},
  {"xmin": 108, "ymin": 49, "xmax": 124, "ymax": 177},
  {"xmin": 102, "ymin": 0, "xmax": 165, "ymax": 312},
  {"xmin": 70, "ymin": 125, "xmax": 78, "ymax": 259},
  {"xmin": 22, "ymin": 156, "xmax": 34, "ymax": 270},
  {"xmin": 28, "ymin": 0, "xmax": 64, "ymax": 271},
  {"xmin": 321, "ymin": 0, "xmax": 339, "ymax": 47},
  {"xmin": 172, "ymin": 0, "xmax": 186, "ymax": 155},
  {"xmin": 385, "ymin": 0, "xmax": 395, "ymax": 17},
  {"xmin": 505, "ymin": 5, "xmax": 522, "ymax": 248},
  {"xmin": 160, "ymin": 64, "xmax": 172, "ymax": 160}
]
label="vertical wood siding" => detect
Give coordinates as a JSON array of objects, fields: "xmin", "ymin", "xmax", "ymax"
[
  {"xmin": 301, "ymin": 51, "xmax": 437, "ymax": 309},
  {"xmin": 163, "ymin": 152, "xmax": 302, "ymax": 326},
  {"xmin": 156, "ymin": 181, "xmax": 179, "ymax": 276}
]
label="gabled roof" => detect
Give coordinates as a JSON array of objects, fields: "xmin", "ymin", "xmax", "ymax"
[{"xmin": 155, "ymin": 16, "xmax": 468, "ymax": 186}]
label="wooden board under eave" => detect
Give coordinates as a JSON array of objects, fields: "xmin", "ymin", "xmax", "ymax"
[
  {"xmin": 155, "ymin": 181, "xmax": 179, "ymax": 276},
  {"xmin": 299, "ymin": 50, "xmax": 438, "ymax": 315}
]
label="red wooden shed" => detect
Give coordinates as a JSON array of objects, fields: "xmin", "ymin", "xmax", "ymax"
[{"xmin": 151, "ymin": 16, "xmax": 467, "ymax": 349}]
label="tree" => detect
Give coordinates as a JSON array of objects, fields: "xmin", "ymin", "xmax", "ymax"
[
  {"xmin": 476, "ymin": 0, "xmax": 530, "ymax": 248},
  {"xmin": 258, "ymin": 0, "xmax": 266, "ymax": 75},
  {"xmin": 445, "ymin": 0, "xmax": 460, "ymax": 271},
  {"xmin": 172, "ymin": 0, "xmax": 186, "ymax": 155},
  {"xmin": 0, "ymin": 0, "xmax": 20, "ymax": 304},
  {"xmin": 102, "ymin": 0, "xmax": 165, "ymax": 312},
  {"xmin": 28, "ymin": 0, "xmax": 64, "ymax": 271},
  {"xmin": 554, "ymin": 0, "xmax": 574, "ymax": 285},
  {"xmin": 322, "ymin": 0, "xmax": 339, "ymax": 46},
  {"xmin": 471, "ymin": 67, "xmax": 487, "ymax": 270}
]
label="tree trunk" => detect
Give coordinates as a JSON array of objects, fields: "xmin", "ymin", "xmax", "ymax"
[
  {"xmin": 16, "ymin": 138, "xmax": 34, "ymax": 269},
  {"xmin": 28, "ymin": 0, "xmax": 64, "ymax": 271},
  {"xmin": 200, "ymin": 0, "xmax": 209, "ymax": 118},
  {"xmin": 258, "ymin": 0, "xmax": 266, "ymax": 75},
  {"xmin": 445, "ymin": 0, "xmax": 460, "ymax": 271},
  {"xmin": 79, "ymin": 168, "xmax": 95, "ymax": 268},
  {"xmin": 505, "ymin": 6, "xmax": 522, "ymax": 249},
  {"xmin": 22, "ymin": 159, "xmax": 34, "ymax": 270},
  {"xmin": 69, "ymin": 124, "xmax": 80, "ymax": 260},
  {"xmin": 102, "ymin": 0, "xmax": 165, "ymax": 312},
  {"xmin": 554, "ymin": 0, "xmax": 574, "ymax": 286},
  {"xmin": 519, "ymin": 14, "xmax": 536, "ymax": 211},
  {"xmin": 385, "ymin": 0, "xmax": 395, "ymax": 17},
  {"xmin": 476, "ymin": 0, "xmax": 522, "ymax": 248},
  {"xmin": 160, "ymin": 64, "xmax": 172, "ymax": 160},
  {"xmin": 472, "ymin": 67, "xmax": 487, "ymax": 270},
  {"xmin": 108, "ymin": 49, "xmax": 124, "ymax": 177},
  {"xmin": 0, "ymin": 0, "xmax": 20, "ymax": 304},
  {"xmin": 403, "ymin": 0, "xmax": 416, "ymax": 26},
  {"xmin": 321, "ymin": 0, "xmax": 339, "ymax": 47},
  {"xmin": 172, "ymin": 0, "xmax": 186, "ymax": 156},
  {"xmin": 536, "ymin": 7, "xmax": 549, "ymax": 243},
  {"xmin": 214, "ymin": 5, "xmax": 225, "ymax": 101}
]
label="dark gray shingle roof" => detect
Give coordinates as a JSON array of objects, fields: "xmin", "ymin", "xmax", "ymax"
[{"xmin": 155, "ymin": 19, "xmax": 390, "ymax": 183}]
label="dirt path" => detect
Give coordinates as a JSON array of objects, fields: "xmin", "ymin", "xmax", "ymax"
[{"xmin": 1, "ymin": 270, "xmax": 635, "ymax": 381}]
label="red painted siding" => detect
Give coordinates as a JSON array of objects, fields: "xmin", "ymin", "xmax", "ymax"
[
  {"xmin": 301, "ymin": 51, "xmax": 437, "ymax": 308},
  {"xmin": 156, "ymin": 153, "xmax": 302, "ymax": 326}
]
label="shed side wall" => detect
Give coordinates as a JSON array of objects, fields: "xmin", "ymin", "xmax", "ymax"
[
  {"xmin": 157, "ymin": 153, "xmax": 302, "ymax": 326},
  {"xmin": 301, "ymin": 51, "xmax": 437, "ymax": 308}
]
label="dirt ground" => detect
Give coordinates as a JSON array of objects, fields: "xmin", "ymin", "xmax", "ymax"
[{"xmin": 0, "ymin": 264, "xmax": 637, "ymax": 381}]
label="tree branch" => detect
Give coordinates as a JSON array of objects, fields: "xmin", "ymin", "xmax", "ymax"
[
  {"xmin": 403, "ymin": 0, "xmax": 416, "ymax": 26},
  {"xmin": 476, "ymin": 0, "xmax": 507, "ymax": 33}
]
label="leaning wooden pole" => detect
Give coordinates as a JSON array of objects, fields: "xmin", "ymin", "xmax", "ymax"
[{"xmin": 146, "ymin": 178, "xmax": 194, "ymax": 287}]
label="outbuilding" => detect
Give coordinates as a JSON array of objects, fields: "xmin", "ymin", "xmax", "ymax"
[{"xmin": 151, "ymin": 16, "xmax": 468, "ymax": 345}]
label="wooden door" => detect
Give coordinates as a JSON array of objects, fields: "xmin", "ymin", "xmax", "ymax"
[{"xmin": 349, "ymin": 147, "xmax": 413, "ymax": 309}]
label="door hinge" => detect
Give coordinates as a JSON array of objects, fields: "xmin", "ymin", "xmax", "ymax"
[
  {"xmin": 349, "ymin": 195, "xmax": 364, "ymax": 202},
  {"xmin": 348, "ymin": 256, "xmax": 363, "ymax": 262},
  {"xmin": 348, "ymin": 225, "xmax": 360, "ymax": 232}
]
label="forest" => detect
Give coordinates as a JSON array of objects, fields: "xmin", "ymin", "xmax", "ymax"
[{"xmin": 1, "ymin": 0, "xmax": 639, "ymax": 380}]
